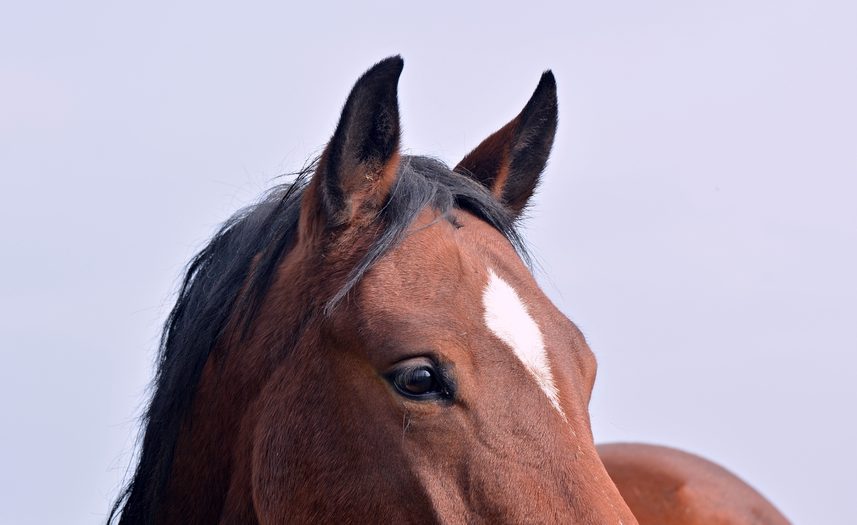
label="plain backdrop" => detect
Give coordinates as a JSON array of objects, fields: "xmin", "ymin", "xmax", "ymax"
[{"xmin": 2, "ymin": 1, "xmax": 855, "ymax": 523}]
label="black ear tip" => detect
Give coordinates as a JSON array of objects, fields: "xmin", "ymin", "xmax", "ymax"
[
  {"xmin": 384, "ymin": 54, "xmax": 405, "ymax": 69},
  {"xmin": 342, "ymin": 56, "xmax": 405, "ymax": 115},
  {"xmin": 516, "ymin": 70, "xmax": 557, "ymax": 127},
  {"xmin": 362, "ymin": 55, "xmax": 405, "ymax": 83},
  {"xmin": 534, "ymin": 70, "xmax": 557, "ymax": 101}
]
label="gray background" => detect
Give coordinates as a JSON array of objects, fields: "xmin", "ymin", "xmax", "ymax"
[{"xmin": 1, "ymin": 1, "xmax": 854, "ymax": 523}]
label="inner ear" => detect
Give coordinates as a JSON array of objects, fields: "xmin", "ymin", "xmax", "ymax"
[
  {"xmin": 306, "ymin": 56, "xmax": 404, "ymax": 230},
  {"xmin": 455, "ymin": 71, "xmax": 558, "ymax": 217}
]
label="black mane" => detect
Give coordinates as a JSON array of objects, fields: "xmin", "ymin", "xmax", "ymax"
[{"xmin": 109, "ymin": 155, "xmax": 528, "ymax": 524}]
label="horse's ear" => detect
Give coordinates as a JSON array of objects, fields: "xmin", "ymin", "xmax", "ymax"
[
  {"xmin": 455, "ymin": 71, "xmax": 557, "ymax": 217},
  {"xmin": 305, "ymin": 56, "xmax": 404, "ymax": 229}
]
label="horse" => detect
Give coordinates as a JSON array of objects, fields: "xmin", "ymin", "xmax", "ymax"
[{"xmin": 110, "ymin": 56, "xmax": 789, "ymax": 524}]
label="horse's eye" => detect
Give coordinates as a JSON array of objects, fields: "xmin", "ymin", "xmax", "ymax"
[
  {"xmin": 388, "ymin": 361, "xmax": 451, "ymax": 401},
  {"xmin": 397, "ymin": 367, "xmax": 437, "ymax": 395}
]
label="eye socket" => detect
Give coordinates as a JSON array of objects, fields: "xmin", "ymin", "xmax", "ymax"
[{"xmin": 387, "ymin": 359, "xmax": 452, "ymax": 401}]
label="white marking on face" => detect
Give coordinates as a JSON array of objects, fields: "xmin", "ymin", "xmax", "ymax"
[{"xmin": 482, "ymin": 269, "xmax": 565, "ymax": 419}]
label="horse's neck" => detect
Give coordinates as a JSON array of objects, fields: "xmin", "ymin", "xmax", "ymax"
[
  {"xmin": 161, "ymin": 257, "xmax": 323, "ymax": 522},
  {"xmin": 160, "ymin": 344, "xmax": 271, "ymax": 523}
]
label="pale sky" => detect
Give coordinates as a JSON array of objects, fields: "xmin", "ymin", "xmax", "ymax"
[{"xmin": 1, "ymin": 1, "xmax": 854, "ymax": 523}]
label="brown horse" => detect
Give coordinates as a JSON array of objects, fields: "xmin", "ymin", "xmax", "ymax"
[{"xmin": 110, "ymin": 57, "xmax": 788, "ymax": 524}]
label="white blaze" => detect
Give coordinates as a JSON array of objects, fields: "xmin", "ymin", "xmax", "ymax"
[{"xmin": 482, "ymin": 269, "xmax": 565, "ymax": 419}]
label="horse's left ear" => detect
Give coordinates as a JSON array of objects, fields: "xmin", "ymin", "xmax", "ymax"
[
  {"xmin": 455, "ymin": 71, "xmax": 558, "ymax": 217},
  {"xmin": 304, "ymin": 56, "xmax": 404, "ymax": 230}
]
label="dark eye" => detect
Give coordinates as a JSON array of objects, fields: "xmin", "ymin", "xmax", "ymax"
[
  {"xmin": 387, "ymin": 360, "xmax": 452, "ymax": 401},
  {"xmin": 396, "ymin": 367, "xmax": 437, "ymax": 395}
]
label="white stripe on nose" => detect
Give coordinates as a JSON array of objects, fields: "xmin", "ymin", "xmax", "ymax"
[{"xmin": 483, "ymin": 269, "xmax": 564, "ymax": 419}]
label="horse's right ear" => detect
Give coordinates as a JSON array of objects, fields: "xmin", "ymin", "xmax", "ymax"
[
  {"xmin": 302, "ymin": 56, "xmax": 404, "ymax": 232},
  {"xmin": 454, "ymin": 71, "xmax": 557, "ymax": 218}
]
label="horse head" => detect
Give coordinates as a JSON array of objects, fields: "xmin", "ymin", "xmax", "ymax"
[{"xmin": 113, "ymin": 56, "xmax": 637, "ymax": 525}]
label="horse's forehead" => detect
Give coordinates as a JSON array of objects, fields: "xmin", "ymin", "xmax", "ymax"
[
  {"xmin": 362, "ymin": 209, "xmax": 561, "ymax": 336},
  {"xmin": 482, "ymin": 268, "xmax": 565, "ymax": 418},
  {"xmin": 372, "ymin": 209, "xmax": 529, "ymax": 290},
  {"xmin": 361, "ymin": 211, "xmax": 570, "ymax": 416}
]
